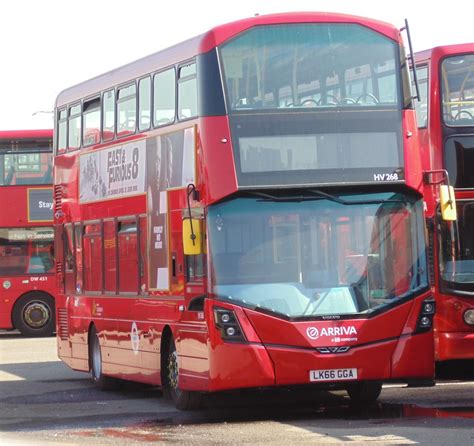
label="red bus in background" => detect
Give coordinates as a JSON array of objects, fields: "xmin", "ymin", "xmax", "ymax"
[
  {"xmin": 54, "ymin": 12, "xmax": 434, "ymax": 410},
  {"xmin": 414, "ymin": 44, "xmax": 474, "ymax": 376},
  {"xmin": 0, "ymin": 129, "xmax": 56, "ymax": 337}
]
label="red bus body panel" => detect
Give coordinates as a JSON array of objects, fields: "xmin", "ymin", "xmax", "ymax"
[
  {"xmin": 415, "ymin": 44, "xmax": 474, "ymax": 362},
  {"xmin": 0, "ymin": 129, "xmax": 55, "ymax": 331}
]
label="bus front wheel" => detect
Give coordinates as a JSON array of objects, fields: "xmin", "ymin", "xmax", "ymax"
[
  {"xmin": 89, "ymin": 326, "xmax": 121, "ymax": 390},
  {"xmin": 12, "ymin": 293, "xmax": 55, "ymax": 337},
  {"xmin": 164, "ymin": 337, "xmax": 201, "ymax": 410},
  {"xmin": 346, "ymin": 381, "xmax": 382, "ymax": 404}
]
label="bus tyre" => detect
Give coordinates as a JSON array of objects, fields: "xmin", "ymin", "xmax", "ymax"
[
  {"xmin": 89, "ymin": 326, "xmax": 121, "ymax": 391},
  {"xmin": 165, "ymin": 337, "xmax": 201, "ymax": 410},
  {"xmin": 12, "ymin": 293, "xmax": 55, "ymax": 337},
  {"xmin": 346, "ymin": 381, "xmax": 382, "ymax": 404}
]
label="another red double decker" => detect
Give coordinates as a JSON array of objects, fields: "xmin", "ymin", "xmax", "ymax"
[
  {"xmin": 0, "ymin": 129, "xmax": 56, "ymax": 336},
  {"xmin": 414, "ymin": 44, "xmax": 474, "ymax": 375},
  {"xmin": 54, "ymin": 12, "xmax": 434, "ymax": 409}
]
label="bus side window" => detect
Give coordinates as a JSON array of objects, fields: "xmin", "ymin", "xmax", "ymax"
[
  {"xmin": 117, "ymin": 84, "xmax": 137, "ymax": 138},
  {"xmin": 63, "ymin": 223, "xmax": 76, "ymax": 294},
  {"xmin": 138, "ymin": 215, "xmax": 147, "ymax": 292},
  {"xmin": 178, "ymin": 62, "xmax": 197, "ymax": 120},
  {"xmin": 153, "ymin": 68, "xmax": 176, "ymax": 127},
  {"xmin": 185, "ymin": 253, "xmax": 206, "ymax": 283},
  {"xmin": 83, "ymin": 97, "xmax": 101, "ymax": 147},
  {"xmin": 138, "ymin": 76, "xmax": 151, "ymax": 132},
  {"xmin": 83, "ymin": 222, "xmax": 103, "ymax": 292},
  {"xmin": 74, "ymin": 223, "xmax": 83, "ymax": 294},
  {"xmin": 57, "ymin": 108, "xmax": 68, "ymax": 154},
  {"xmin": 68, "ymin": 104, "xmax": 82, "ymax": 150},
  {"xmin": 104, "ymin": 219, "xmax": 117, "ymax": 293},
  {"xmin": 118, "ymin": 219, "xmax": 139, "ymax": 293},
  {"xmin": 413, "ymin": 66, "xmax": 428, "ymax": 128},
  {"xmin": 102, "ymin": 89, "xmax": 115, "ymax": 142}
]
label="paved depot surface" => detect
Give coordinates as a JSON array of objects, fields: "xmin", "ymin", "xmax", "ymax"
[{"xmin": 0, "ymin": 331, "xmax": 473, "ymax": 445}]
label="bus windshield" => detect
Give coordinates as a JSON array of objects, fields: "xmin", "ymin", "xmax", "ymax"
[
  {"xmin": 0, "ymin": 143, "xmax": 52, "ymax": 186},
  {"xmin": 0, "ymin": 227, "xmax": 54, "ymax": 276},
  {"xmin": 442, "ymin": 54, "xmax": 474, "ymax": 126},
  {"xmin": 207, "ymin": 192, "xmax": 427, "ymax": 318},
  {"xmin": 439, "ymin": 200, "xmax": 474, "ymax": 293},
  {"xmin": 220, "ymin": 23, "xmax": 402, "ymax": 111}
]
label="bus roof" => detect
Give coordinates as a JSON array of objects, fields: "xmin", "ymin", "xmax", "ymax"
[
  {"xmin": 415, "ymin": 43, "xmax": 474, "ymax": 64},
  {"xmin": 0, "ymin": 129, "xmax": 53, "ymax": 140},
  {"xmin": 55, "ymin": 11, "xmax": 401, "ymax": 108}
]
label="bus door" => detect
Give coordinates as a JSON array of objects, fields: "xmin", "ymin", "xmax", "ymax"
[{"xmin": 177, "ymin": 208, "xmax": 208, "ymax": 388}]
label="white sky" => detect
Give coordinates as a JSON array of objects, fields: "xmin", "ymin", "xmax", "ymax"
[{"xmin": 1, "ymin": 0, "xmax": 472, "ymax": 130}]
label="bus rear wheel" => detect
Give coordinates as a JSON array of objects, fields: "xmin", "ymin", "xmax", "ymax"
[
  {"xmin": 89, "ymin": 326, "xmax": 121, "ymax": 390},
  {"xmin": 12, "ymin": 293, "xmax": 55, "ymax": 337},
  {"xmin": 164, "ymin": 337, "xmax": 201, "ymax": 410},
  {"xmin": 346, "ymin": 381, "xmax": 382, "ymax": 404}
]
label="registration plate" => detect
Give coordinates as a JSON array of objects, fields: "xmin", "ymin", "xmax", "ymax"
[{"xmin": 310, "ymin": 368, "xmax": 358, "ymax": 382}]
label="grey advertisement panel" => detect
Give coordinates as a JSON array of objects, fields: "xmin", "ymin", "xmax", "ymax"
[
  {"xmin": 28, "ymin": 188, "xmax": 53, "ymax": 222},
  {"xmin": 79, "ymin": 140, "xmax": 146, "ymax": 203}
]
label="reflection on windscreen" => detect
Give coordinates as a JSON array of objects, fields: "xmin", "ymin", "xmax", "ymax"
[
  {"xmin": 220, "ymin": 23, "xmax": 401, "ymax": 111},
  {"xmin": 0, "ymin": 227, "xmax": 54, "ymax": 276},
  {"xmin": 442, "ymin": 54, "xmax": 474, "ymax": 126},
  {"xmin": 440, "ymin": 200, "xmax": 474, "ymax": 289},
  {"xmin": 208, "ymin": 193, "xmax": 427, "ymax": 318}
]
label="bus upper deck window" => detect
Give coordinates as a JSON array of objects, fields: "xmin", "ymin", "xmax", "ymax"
[
  {"xmin": 57, "ymin": 109, "xmax": 67, "ymax": 153},
  {"xmin": 117, "ymin": 84, "xmax": 137, "ymax": 138},
  {"xmin": 83, "ymin": 97, "xmax": 101, "ymax": 147},
  {"xmin": 102, "ymin": 89, "xmax": 115, "ymax": 141},
  {"xmin": 178, "ymin": 62, "xmax": 197, "ymax": 120},
  {"xmin": 138, "ymin": 76, "xmax": 151, "ymax": 132},
  {"xmin": 153, "ymin": 68, "xmax": 176, "ymax": 127},
  {"xmin": 68, "ymin": 104, "xmax": 82, "ymax": 150}
]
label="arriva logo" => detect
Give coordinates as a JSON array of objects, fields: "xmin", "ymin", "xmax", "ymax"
[
  {"xmin": 306, "ymin": 326, "xmax": 357, "ymax": 340},
  {"xmin": 306, "ymin": 327, "xmax": 319, "ymax": 339}
]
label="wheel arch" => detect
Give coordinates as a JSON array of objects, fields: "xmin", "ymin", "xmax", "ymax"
[
  {"xmin": 160, "ymin": 325, "xmax": 173, "ymax": 386},
  {"xmin": 87, "ymin": 322, "xmax": 97, "ymax": 371}
]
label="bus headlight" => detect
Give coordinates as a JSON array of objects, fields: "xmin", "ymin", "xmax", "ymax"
[
  {"xmin": 213, "ymin": 307, "xmax": 246, "ymax": 342},
  {"xmin": 463, "ymin": 309, "xmax": 474, "ymax": 325},
  {"xmin": 416, "ymin": 297, "xmax": 435, "ymax": 333}
]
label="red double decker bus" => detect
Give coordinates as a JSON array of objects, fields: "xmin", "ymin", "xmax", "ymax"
[
  {"xmin": 54, "ymin": 12, "xmax": 434, "ymax": 409},
  {"xmin": 414, "ymin": 44, "xmax": 474, "ymax": 374},
  {"xmin": 0, "ymin": 129, "xmax": 56, "ymax": 337}
]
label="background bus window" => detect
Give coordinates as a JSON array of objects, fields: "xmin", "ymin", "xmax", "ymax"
[
  {"xmin": 104, "ymin": 220, "xmax": 117, "ymax": 293},
  {"xmin": 83, "ymin": 97, "xmax": 101, "ymax": 146},
  {"xmin": 153, "ymin": 68, "xmax": 176, "ymax": 126},
  {"xmin": 138, "ymin": 77, "xmax": 151, "ymax": 131},
  {"xmin": 102, "ymin": 89, "xmax": 115, "ymax": 142},
  {"xmin": 118, "ymin": 220, "xmax": 138, "ymax": 293},
  {"xmin": 68, "ymin": 104, "xmax": 82, "ymax": 150},
  {"xmin": 178, "ymin": 63, "xmax": 197, "ymax": 120},
  {"xmin": 83, "ymin": 223, "xmax": 102, "ymax": 292},
  {"xmin": 117, "ymin": 84, "xmax": 136, "ymax": 137},
  {"xmin": 57, "ymin": 109, "xmax": 68, "ymax": 153},
  {"xmin": 413, "ymin": 66, "xmax": 428, "ymax": 128},
  {"xmin": 442, "ymin": 55, "xmax": 474, "ymax": 126},
  {"xmin": 0, "ymin": 227, "xmax": 54, "ymax": 276}
]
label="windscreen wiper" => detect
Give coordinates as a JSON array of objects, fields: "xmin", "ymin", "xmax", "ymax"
[
  {"xmin": 248, "ymin": 191, "xmax": 325, "ymax": 202},
  {"xmin": 308, "ymin": 189, "xmax": 408, "ymax": 205}
]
